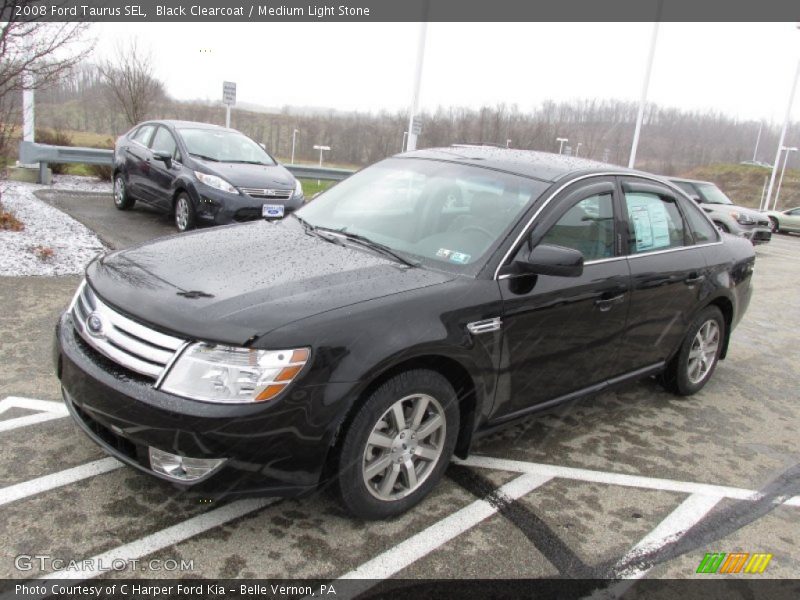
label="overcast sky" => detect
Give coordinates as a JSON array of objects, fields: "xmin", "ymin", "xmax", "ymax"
[{"xmin": 92, "ymin": 22, "xmax": 800, "ymax": 123}]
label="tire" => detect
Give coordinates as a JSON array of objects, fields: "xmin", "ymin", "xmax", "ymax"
[
  {"xmin": 714, "ymin": 221, "xmax": 729, "ymax": 233},
  {"xmin": 659, "ymin": 306, "xmax": 725, "ymax": 396},
  {"xmin": 113, "ymin": 173, "xmax": 135, "ymax": 210},
  {"xmin": 336, "ymin": 369, "xmax": 459, "ymax": 520},
  {"xmin": 769, "ymin": 217, "xmax": 781, "ymax": 234},
  {"xmin": 174, "ymin": 192, "xmax": 196, "ymax": 232}
]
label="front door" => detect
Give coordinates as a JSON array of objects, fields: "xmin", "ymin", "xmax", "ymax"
[
  {"xmin": 142, "ymin": 126, "xmax": 181, "ymax": 210},
  {"xmin": 495, "ymin": 177, "xmax": 631, "ymax": 419}
]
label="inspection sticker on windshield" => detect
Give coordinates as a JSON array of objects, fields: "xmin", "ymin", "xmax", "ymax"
[
  {"xmin": 437, "ymin": 248, "xmax": 471, "ymax": 264},
  {"xmin": 262, "ymin": 204, "xmax": 284, "ymax": 218}
]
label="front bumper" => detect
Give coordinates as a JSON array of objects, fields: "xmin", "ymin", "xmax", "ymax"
[
  {"xmin": 192, "ymin": 185, "xmax": 304, "ymax": 226},
  {"xmin": 735, "ymin": 224, "xmax": 772, "ymax": 245},
  {"xmin": 54, "ymin": 312, "xmax": 350, "ymax": 497}
]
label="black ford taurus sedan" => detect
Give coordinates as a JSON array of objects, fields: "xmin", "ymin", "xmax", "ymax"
[
  {"xmin": 55, "ymin": 147, "xmax": 754, "ymax": 519},
  {"xmin": 112, "ymin": 120, "xmax": 303, "ymax": 232}
]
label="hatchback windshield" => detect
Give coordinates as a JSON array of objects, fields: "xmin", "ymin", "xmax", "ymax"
[
  {"xmin": 697, "ymin": 183, "xmax": 734, "ymax": 205},
  {"xmin": 178, "ymin": 128, "xmax": 276, "ymax": 165},
  {"xmin": 296, "ymin": 158, "xmax": 547, "ymax": 270}
]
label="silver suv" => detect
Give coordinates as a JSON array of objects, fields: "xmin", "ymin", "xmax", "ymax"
[{"xmin": 668, "ymin": 178, "xmax": 771, "ymax": 245}]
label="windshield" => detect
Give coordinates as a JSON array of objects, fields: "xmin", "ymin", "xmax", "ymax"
[
  {"xmin": 697, "ymin": 183, "xmax": 734, "ymax": 205},
  {"xmin": 177, "ymin": 128, "xmax": 276, "ymax": 165},
  {"xmin": 296, "ymin": 158, "xmax": 547, "ymax": 272}
]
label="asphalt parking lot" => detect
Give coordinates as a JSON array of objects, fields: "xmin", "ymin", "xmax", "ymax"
[{"xmin": 1, "ymin": 191, "xmax": 798, "ymax": 589}]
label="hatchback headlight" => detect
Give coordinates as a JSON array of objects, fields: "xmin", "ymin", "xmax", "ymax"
[
  {"xmin": 161, "ymin": 344, "xmax": 310, "ymax": 403},
  {"xmin": 293, "ymin": 178, "xmax": 304, "ymax": 199},
  {"xmin": 731, "ymin": 211, "xmax": 755, "ymax": 225},
  {"xmin": 194, "ymin": 171, "xmax": 238, "ymax": 194}
]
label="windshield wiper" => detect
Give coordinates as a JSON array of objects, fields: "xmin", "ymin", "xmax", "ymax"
[
  {"xmin": 291, "ymin": 214, "xmax": 344, "ymax": 246},
  {"xmin": 317, "ymin": 227, "xmax": 420, "ymax": 268},
  {"xmin": 189, "ymin": 152, "xmax": 219, "ymax": 162},
  {"xmin": 224, "ymin": 160, "xmax": 271, "ymax": 165}
]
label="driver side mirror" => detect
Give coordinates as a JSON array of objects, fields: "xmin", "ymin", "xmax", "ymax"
[
  {"xmin": 153, "ymin": 150, "xmax": 172, "ymax": 169},
  {"xmin": 515, "ymin": 243, "xmax": 584, "ymax": 277}
]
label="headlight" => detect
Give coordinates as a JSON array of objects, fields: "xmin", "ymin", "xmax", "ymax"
[
  {"xmin": 731, "ymin": 211, "xmax": 755, "ymax": 225},
  {"xmin": 161, "ymin": 343, "xmax": 310, "ymax": 403},
  {"xmin": 194, "ymin": 171, "xmax": 238, "ymax": 194},
  {"xmin": 293, "ymin": 178, "xmax": 304, "ymax": 199}
]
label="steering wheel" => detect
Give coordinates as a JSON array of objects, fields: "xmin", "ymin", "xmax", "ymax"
[{"xmin": 460, "ymin": 225, "xmax": 495, "ymax": 240}]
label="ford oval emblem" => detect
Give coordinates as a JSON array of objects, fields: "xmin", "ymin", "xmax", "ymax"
[{"xmin": 86, "ymin": 312, "xmax": 104, "ymax": 337}]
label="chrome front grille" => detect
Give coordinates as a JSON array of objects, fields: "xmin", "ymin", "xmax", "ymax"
[
  {"xmin": 70, "ymin": 282, "xmax": 186, "ymax": 379},
  {"xmin": 239, "ymin": 187, "xmax": 292, "ymax": 200}
]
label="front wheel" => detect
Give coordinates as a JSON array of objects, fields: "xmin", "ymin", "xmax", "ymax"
[
  {"xmin": 769, "ymin": 217, "xmax": 781, "ymax": 234},
  {"xmin": 174, "ymin": 193, "xmax": 196, "ymax": 232},
  {"xmin": 660, "ymin": 306, "xmax": 725, "ymax": 396},
  {"xmin": 113, "ymin": 174, "xmax": 135, "ymax": 210},
  {"xmin": 336, "ymin": 370, "xmax": 459, "ymax": 519},
  {"xmin": 714, "ymin": 221, "xmax": 729, "ymax": 233}
]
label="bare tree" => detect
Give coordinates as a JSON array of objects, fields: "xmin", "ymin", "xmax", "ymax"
[
  {"xmin": 98, "ymin": 39, "xmax": 165, "ymax": 127},
  {"xmin": 0, "ymin": 0, "xmax": 90, "ymax": 162}
]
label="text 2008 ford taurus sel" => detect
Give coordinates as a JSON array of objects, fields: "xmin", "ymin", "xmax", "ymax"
[{"xmin": 55, "ymin": 148, "xmax": 755, "ymax": 519}]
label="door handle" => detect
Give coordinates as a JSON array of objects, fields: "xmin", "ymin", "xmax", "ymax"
[
  {"xmin": 684, "ymin": 274, "xmax": 706, "ymax": 285},
  {"xmin": 594, "ymin": 293, "xmax": 626, "ymax": 312}
]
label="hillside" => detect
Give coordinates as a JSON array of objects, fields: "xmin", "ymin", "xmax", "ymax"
[{"xmin": 678, "ymin": 163, "xmax": 800, "ymax": 210}]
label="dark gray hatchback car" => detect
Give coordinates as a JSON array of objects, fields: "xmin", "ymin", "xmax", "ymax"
[{"xmin": 113, "ymin": 120, "xmax": 304, "ymax": 232}]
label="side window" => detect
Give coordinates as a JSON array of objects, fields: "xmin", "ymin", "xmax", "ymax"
[
  {"xmin": 677, "ymin": 196, "xmax": 718, "ymax": 243},
  {"xmin": 151, "ymin": 127, "xmax": 180, "ymax": 161},
  {"xmin": 673, "ymin": 181, "xmax": 698, "ymax": 198},
  {"xmin": 624, "ymin": 191, "xmax": 686, "ymax": 254},
  {"xmin": 131, "ymin": 125, "xmax": 154, "ymax": 146},
  {"xmin": 540, "ymin": 192, "xmax": 615, "ymax": 261}
]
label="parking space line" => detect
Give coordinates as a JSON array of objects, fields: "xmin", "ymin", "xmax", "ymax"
[
  {"xmin": 458, "ymin": 455, "xmax": 800, "ymax": 507},
  {"xmin": 335, "ymin": 473, "xmax": 551, "ymax": 591},
  {"xmin": 0, "ymin": 458, "xmax": 122, "ymax": 507},
  {"xmin": 0, "ymin": 397, "xmax": 68, "ymax": 432},
  {"xmin": 42, "ymin": 497, "xmax": 278, "ymax": 580}
]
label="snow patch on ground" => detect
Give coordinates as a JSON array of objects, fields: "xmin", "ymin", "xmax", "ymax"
[{"xmin": 1, "ymin": 176, "xmax": 109, "ymax": 277}]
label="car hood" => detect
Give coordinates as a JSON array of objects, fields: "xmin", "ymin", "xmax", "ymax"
[
  {"xmin": 86, "ymin": 219, "xmax": 454, "ymax": 345},
  {"xmin": 195, "ymin": 159, "xmax": 296, "ymax": 189},
  {"xmin": 702, "ymin": 204, "xmax": 764, "ymax": 220}
]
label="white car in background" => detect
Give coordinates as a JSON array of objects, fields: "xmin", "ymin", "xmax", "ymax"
[{"xmin": 764, "ymin": 207, "xmax": 800, "ymax": 234}]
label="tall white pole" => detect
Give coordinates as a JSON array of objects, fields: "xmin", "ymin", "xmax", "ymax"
[
  {"xmin": 22, "ymin": 71, "xmax": 34, "ymax": 143},
  {"xmin": 291, "ymin": 129, "xmax": 298, "ymax": 164},
  {"xmin": 759, "ymin": 175, "xmax": 768, "ymax": 211},
  {"xmin": 225, "ymin": 104, "xmax": 231, "ymax": 128},
  {"xmin": 401, "ymin": 131, "xmax": 408, "ymax": 152},
  {"xmin": 406, "ymin": 22, "xmax": 428, "ymax": 152},
  {"xmin": 774, "ymin": 148, "xmax": 796, "ymax": 210},
  {"xmin": 628, "ymin": 20, "xmax": 660, "ymax": 169},
  {"xmin": 752, "ymin": 122, "xmax": 763, "ymax": 162},
  {"xmin": 765, "ymin": 59, "xmax": 800, "ymax": 211}
]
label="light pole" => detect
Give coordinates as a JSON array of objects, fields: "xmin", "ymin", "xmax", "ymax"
[
  {"xmin": 629, "ymin": 16, "xmax": 661, "ymax": 168},
  {"xmin": 753, "ymin": 121, "xmax": 763, "ymax": 162},
  {"xmin": 313, "ymin": 144, "xmax": 330, "ymax": 186},
  {"xmin": 556, "ymin": 137, "xmax": 568, "ymax": 154},
  {"xmin": 291, "ymin": 129, "xmax": 298, "ymax": 165},
  {"xmin": 402, "ymin": 131, "xmax": 408, "ymax": 152},
  {"xmin": 506, "ymin": 139, "xmax": 512, "ymax": 148},
  {"xmin": 774, "ymin": 146, "xmax": 798, "ymax": 210},
  {"xmin": 406, "ymin": 22, "xmax": 428, "ymax": 152},
  {"xmin": 575, "ymin": 142, "xmax": 583, "ymax": 158},
  {"xmin": 765, "ymin": 57, "xmax": 800, "ymax": 210}
]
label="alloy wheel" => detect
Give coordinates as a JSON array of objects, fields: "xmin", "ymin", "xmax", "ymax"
[
  {"xmin": 114, "ymin": 177, "xmax": 125, "ymax": 207},
  {"xmin": 362, "ymin": 393, "xmax": 446, "ymax": 501},
  {"xmin": 687, "ymin": 319, "xmax": 720, "ymax": 384},
  {"xmin": 175, "ymin": 196, "xmax": 189, "ymax": 231}
]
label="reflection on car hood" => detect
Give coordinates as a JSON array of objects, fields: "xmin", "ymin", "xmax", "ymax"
[
  {"xmin": 196, "ymin": 159, "xmax": 295, "ymax": 189},
  {"xmin": 86, "ymin": 219, "xmax": 454, "ymax": 345}
]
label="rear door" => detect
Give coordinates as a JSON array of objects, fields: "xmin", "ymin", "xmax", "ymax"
[
  {"xmin": 615, "ymin": 176, "xmax": 710, "ymax": 370},
  {"xmin": 124, "ymin": 124, "xmax": 156, "ymax": 201},
  {"xmin": 495, "ymin": 177, "xmax": 631, "ymax": 418}
]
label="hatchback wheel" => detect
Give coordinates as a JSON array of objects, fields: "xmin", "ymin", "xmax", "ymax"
[
  {"xmin": 336, "ymin": 369, "xmax": 458, "ymax": 519},
  {"xmin": 769, "ymin": 217, "xmax": 781, "ymax": 234},
  {"xmin": 113, "ymin": 174, "xmax": 135, "ymax": 210},
  {"xmin": 660, "ymin": 306, "xmax": 725, "ymax": 396},
  {"xmin": 174, "ymin": 193, "xmax": 196, "ymax": 232}
]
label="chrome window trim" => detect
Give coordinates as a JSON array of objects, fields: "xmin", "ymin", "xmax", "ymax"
[{"xmin": 493, "ymin": 171, "xmax": 724, "ymax": 280}]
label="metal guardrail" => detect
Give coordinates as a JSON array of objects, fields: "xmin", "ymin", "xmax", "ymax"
[{"xmin": 18, "ymin": 141, "xmax": 355, "ymax": 184}]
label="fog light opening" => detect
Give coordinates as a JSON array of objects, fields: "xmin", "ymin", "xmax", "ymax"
[{"xmin": 149, "ymin": 447, "xmax": 226, "ymax": 482}]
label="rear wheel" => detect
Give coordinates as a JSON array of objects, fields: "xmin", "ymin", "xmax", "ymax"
[
  {"xmin": 660, "ymin": 306, "xmax": 725, "ymax": 396},
  {"xmin": 174, "ymin": 192, "xmax": 196, "ymax": 232},
  {"xmin": 336, "ymin": 369, "xmax": 458, "ymax": 519},
  {"xmin": 113, "ymin": 173, "xmax": 135, "ymax": 210}
]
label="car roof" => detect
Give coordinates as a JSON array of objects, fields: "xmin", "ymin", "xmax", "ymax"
[
  {"xmin": 398, "ymin": 146, "xmax": 638, "ymax": 183},
  {"xmin": 667, "ymin": 176, "xmax": 714, "ymax": 186},
  {"xmin": 146, "ymin": 120, "xmax": 236, "ymax": 132}
]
